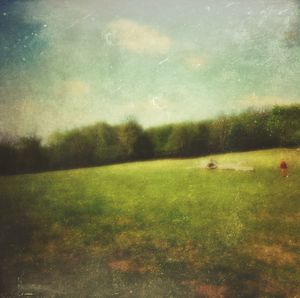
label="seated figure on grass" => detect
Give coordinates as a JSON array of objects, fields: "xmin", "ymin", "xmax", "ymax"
[{"xmin": 207, "ymin": 159, "xmax": 217, "ymax": 169}]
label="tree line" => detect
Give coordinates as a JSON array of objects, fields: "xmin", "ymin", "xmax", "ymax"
[{"xmin": 1, "ymin": 105, "xmax": 300, "ymax": 175}]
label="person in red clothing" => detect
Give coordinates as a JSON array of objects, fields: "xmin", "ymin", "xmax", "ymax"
[{"xmin": 279, "ymin": 160, "xmax": 288, "ymax": 177}]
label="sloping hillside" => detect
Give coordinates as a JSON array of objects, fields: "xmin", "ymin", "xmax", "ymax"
[{"xmin": 1, "ymin": 149, "xmax": 299, "ymax": 297}]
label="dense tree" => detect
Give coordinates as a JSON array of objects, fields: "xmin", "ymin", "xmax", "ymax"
[
  {"xmin": 16, "ymin": 136, "xmax": 46, "ymax": 172},
  {"xmin": 227, "ymin": 121, "xmax": 248, "ymax": 151},
  {"xmin": 268, "ymin": 105, "xmax": 300, "ymax": 146},
  {"xmin": 148, "ymin": 125, "xmax": 173, "ymax": 157},
  {"xmin": 165, "ymin": 123, "xmax": 210, "ymax": 157},
  {"xmin": 209, "ymin": 116, "xmax": 231, "ymax": 153},
  {"xmin": 166, "ymin": 124, "xmax": 193, "ymax": 156},
  {"xmin": 88, "ymin": 122, "xmax": 122, "ymax": 164},
  {"xmin": 118, "ymin": 120, "xmax": 153, "ymax": 160},
  {"xmin": 47, "ymin": 130, "xmax": 91, "ymax": 168},
  {"xmin": 0, "ymin": 141, "xmax": 16, "ymax": 175},
  {"xmin": 1, "ymin": 105, "xmax": 300, "ymax": 175},
  {"xmin": 242, "ymin": 111, "xmax": 277, "ymax": 149},
  {"xmin": 193, "ymin": 122, "xmax": 210, "ymax": 155}
]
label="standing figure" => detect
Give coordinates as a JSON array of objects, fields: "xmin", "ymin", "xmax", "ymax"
[{"xmin": 279, "ymin": 160, "xmax": 288, "ymax": 177}]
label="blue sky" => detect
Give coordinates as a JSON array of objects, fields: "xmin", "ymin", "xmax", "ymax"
[{"xmin": 0, "ymin": 0, "xmax": 300, "ymax": 138}]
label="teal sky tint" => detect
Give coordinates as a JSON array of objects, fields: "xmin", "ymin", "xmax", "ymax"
[{"xmin": 0, "ymin": 0, "xmax": 300, "ymax": 138}]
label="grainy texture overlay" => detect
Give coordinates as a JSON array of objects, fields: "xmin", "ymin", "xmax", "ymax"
[{"xmin": 1, "ymin": 1, "xmax": 300, "ymax": 297}]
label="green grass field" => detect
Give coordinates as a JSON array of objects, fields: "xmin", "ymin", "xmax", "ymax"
[{"xmin": 1, "ymin": 148, "xmax": 300, "ymax": 297}]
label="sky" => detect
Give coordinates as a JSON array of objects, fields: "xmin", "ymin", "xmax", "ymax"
[{"xmin": 0, "ymin": 0, "xmax": 300, "ymax": 138}]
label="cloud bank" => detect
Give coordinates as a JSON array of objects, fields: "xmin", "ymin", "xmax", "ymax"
[
  {"xmin": 108, "ymin": 19, "xmax": 171, "ymax": 55},
  {"xmin": 238, "ymin": 94, "xmax": 297, "ymax": 108}
]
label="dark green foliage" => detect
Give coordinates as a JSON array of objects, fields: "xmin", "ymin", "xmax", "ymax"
[
  {"xmin": 194, "ymin": 122, "xmax": 210, "ymax": 154},
  {"xmin": 165, "ymin": 123, "xmax": 210, "ymax": 157},
  {"xmin": 227, "ymin": 121, "xmax": 248, "ymax": 151},
  {"xmin": 19, "ymin": 136, "xmax": 47, "ymax": 172},
  {"xmin": 147, "ymin": 124, "xmax": 173, "ymax": 157},
  {"xmin": 268, "ymin": 105, "xmax": 300, "ymax": 146},
  {"xmin": 47, "ymin": 122, "xmax": 123, "ymax": 168},
  {"xmin": 117, "ymin": 120, "xmax": 153, "ymax": 160},
  {"xmin": 0, "ymin": 105, "xmax": 300, "ymax": 175},
  {"xmin": 91, "ymin": 123, "xmax": 122, "ymax": 164},
  {"xmin": 0, "ymin": 136, "xmax": 46, "ymax": 175},
  {"xmin": 243, "ymin": 111, "xmax": 277, "ymax": 150},
  {"xmin": 0, "ymin": 141, "xmax": 16, "ymax": 175},
  {"xmin": 209, "ymin": 116, "xmax": 231, "ymax": 153},
  {"xmin": 166, "ymin": 124, "xmax": 192, "ymax": 156}
]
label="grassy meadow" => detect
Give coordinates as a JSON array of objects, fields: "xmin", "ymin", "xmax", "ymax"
[{"xmin": 1, "ymin": 148, "xmax": 300, "ymax": 297}]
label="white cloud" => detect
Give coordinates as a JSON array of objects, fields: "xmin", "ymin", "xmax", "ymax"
[
  {"xmin": 238, "ymin": 94, "xmax": 297, "ymax": 108},
  {"xmin": 0, "ymin": 99, "xmax": 56, "ymax": 137},
  {"xmin": 183, "ymin": 54, "xmax": 204, "ymax": 70},
  {"xmin": 59, "ymin": 80, "xmax": 90, "ymax": 97},
  {"xmin": 108, "ymin": 19, "xmax": 171, "ymax": 55}
]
